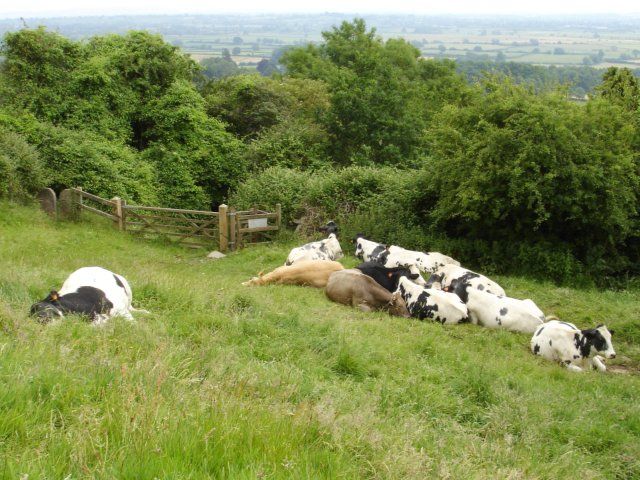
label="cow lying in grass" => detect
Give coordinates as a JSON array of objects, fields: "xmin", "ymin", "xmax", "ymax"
[
  {"xmin": 464, "ymin": 288, "xmax": 545, "ymax": 334},
  {"xmin": 285, "ymin": 234, "xmax": 344, "ymax": 265},
  {"xmin": 355, "ymin": 262, "xmax": 421, "ymax": 292},
  {"xmin": 353, "ymin": 234, "xmax": 458, "ymax": 278},
  {"xmin": 531, "ymin": 320, "xmax": 616, "ymax": 372},
  {"xmin": 243, "ymin": 260, "xmax": 344, "ymax": 288},
  {"xmin": 426, "ymin": 264, "xmax": 506, "ymax": 298},
  {"xmin": 325, "ymin": 269, "xmax": 410, "ymax": 317},
  {"xmin": 395, "ymin": 276, "xmax": 468, "ymax": 324},
  {"xmin": 30, "ymin": 266, "xmax": 146, "ymax": 324}
]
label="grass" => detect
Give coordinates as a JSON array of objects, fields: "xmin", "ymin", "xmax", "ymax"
[{"xmin": 0, "ymin": 202, "xmax": 639, "ymax": 479}]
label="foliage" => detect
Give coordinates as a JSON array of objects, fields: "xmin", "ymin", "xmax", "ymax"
[
  {"xmin": 200, "ymin": 56, "xmax": 240, "ymax": 79},
  {"xmin": 426, "ymin": 78, "xmax": 640, "ymax": 279},
  {"xmin": 0, "ymin": 130, "xmax": 48, "ymax": 201},
  {"xmin": 282, "ymin": 19, "xmax": 470, "ymax": 166},
  {"xmin": 595, "ymin": 66, "xmax": 640, "ymax": 112}
]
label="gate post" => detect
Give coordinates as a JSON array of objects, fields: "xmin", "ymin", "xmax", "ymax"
[
  {"xmin": 218, "ymin": 204, "xmax": 229, "ymax": 252},
  {"xmin": 275, "ymin": 203, "xmax": 282, "ymax": 231},
  {"xmin": 112, "ymin": 197, "xmax": 124, "ymax": 231},
  {"xmin": 229, "ymin": 207, "xmax": 237, "ymax": 252}
]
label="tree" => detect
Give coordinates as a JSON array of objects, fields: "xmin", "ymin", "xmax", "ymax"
[
  {"xmin": 596, "ymin": 67, "xmax": 640, "ymax": 112},
  {"xmin": 256, "ymin": 58, "xmax": 278, "ymax": 76},
  {"xmin": 282, "ymin": 19, "xmax": 468, "ymax": 166},
  {"xmin": 232, "ymin": 47, "xmax": 241, "ymax": 55},
  {"xmin": 200, "ymin": 56, "xmax": 240, "ymax": 79}
]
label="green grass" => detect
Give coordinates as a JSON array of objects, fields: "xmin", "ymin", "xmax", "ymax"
[{"xmin": 1, "ymin": 202, "xmax": 639, "ymax": 479}]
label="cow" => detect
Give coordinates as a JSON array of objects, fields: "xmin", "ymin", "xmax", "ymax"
[
  {"xmin": 325, "ymin": 269, "xmax": 410, "ymax": 317},
  {"xmin": 285, "ymin": 233, "xmax": 343, "ymax": 265},
  {"xmin": 353, "ymin": 234, "xmax": 458, "ymax": 276},
  {"xmin": 426, "ymin": 264, "xmax": 506, "ymax": 299},
  {"xmin": 464, "ymin": 288, "xmax": 544, "ymax": 334},
  {"xmin": 30, "ymin": 266, "xmax": 146, "ymax": 324},
  {"xmin": 531, "ymin": 320, "xmax": 616, "ymax": 372},
  {"xmin": 319, "ymin": 221, "xmax": 339, "ymax": 235},
  {"xmin": 354, "ymin": 234, "xmax": 388, "ymax": 263},
  {"xmin": 242, "ymin": 260, "xmax": 344, "ymax": 288},
  {"xmin": 355, "ymin": 262, "xmax": 421, "ymax": 292},
  {"xmin": 395, "ymin": 276, "xmax": 468, "ymax": 324}
]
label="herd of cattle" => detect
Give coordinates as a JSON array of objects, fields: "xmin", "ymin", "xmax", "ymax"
[{"xmin": 29, "ymin": 228, "xmax": 616, "ymax": 373}]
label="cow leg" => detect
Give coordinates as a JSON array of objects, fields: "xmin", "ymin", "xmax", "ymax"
[
  {"xmin": 591, "ymin": 356, "xmax": 607, "ymax": 372},
  {"xmin": 564, "ymin": 361, "xmax": 583, "ymax": 373},
  {"xmin": 356, "ymin": 303, "xmax": 373, "ymax": 313},
  {"xmin": 92, "ymin": 314, "xmax": 110, "ymax": 326}
]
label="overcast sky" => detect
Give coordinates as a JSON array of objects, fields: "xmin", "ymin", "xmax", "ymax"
[{"xmin": 1, "ymin": 0, "xmax": 639, "ymax": 19}]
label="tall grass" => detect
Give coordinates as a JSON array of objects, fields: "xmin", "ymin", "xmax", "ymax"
[{"xmin": 0, "ymin": 202, "xmax": 639, "ymax": 479}]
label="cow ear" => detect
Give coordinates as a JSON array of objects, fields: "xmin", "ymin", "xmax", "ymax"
[
  {"xmin": 385, "ymin": 245, "xmax": 390, "ymax": 250},
  {"xmin": 49, "ymin": 290, "xmax": 59, "ymax": 301},
  {"xmin": 410, "ymin": 274, "xmax": 419, "ymax": 279},
  {"xmin": 387, "ymin": 272, "xmax": 393, "ymax": 278},
  {"xmin": 609, "ymin": 329, "xmax": 615, "ymax": 336}
]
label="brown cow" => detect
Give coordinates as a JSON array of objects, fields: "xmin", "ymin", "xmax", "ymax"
[
  {"xmin": 242, "ymin": 260, "xmax": 344, "ymax": 288},
  {"xmin": 325, "ymin": 269, "xmax": 410, "ymax": 317}
]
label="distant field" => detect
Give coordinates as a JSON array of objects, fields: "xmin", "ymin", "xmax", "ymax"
[
  {"xmin": 1, "ymin": 203, "xmax": 639, "ymax": 478},
  {"xmin": 2, "ymin": 13, "xmax": 640, "ymax": 67}
]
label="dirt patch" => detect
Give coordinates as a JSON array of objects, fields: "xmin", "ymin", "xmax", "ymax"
[{"xmin": 608, "ymin": 364, "xmax": 640, "ymax": 375}]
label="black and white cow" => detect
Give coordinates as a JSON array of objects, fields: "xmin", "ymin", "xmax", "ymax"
[
  {"xmin": 531, "ymin": 320, "xmax": 616, "ymax": 372},
  {"xmin": 464, "ymin": 288, "xmax": 545, "ymax": 334},
  {"xmin": 319, "ymin": 221, "xmax": 339, "ymax": 235},
  {"xmin": 355, "ymin": 262, "xmax": 421, "ymax": 292},
  {"xmin": 396, "ymin": 276, "xmax": 468, "ymax": 324},
  {"xmin": 353, "ymin": 234, "xmax": 458, "ymax": 275},
  {"xmin": 30, "ymin": 267, "xmax": 145, "ymax": 324},
  {"xmin": 426, "ymin": 264, "xmax": 506, "ymax": 299},
  {"xmin": 285, "ymin": 233, "xmax": 343, "ymax": 265}
]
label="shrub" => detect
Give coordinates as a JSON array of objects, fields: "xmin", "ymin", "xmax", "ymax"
[{"xmin": 0, "ymin": 131, "xmax": 48, "ymax": 201}]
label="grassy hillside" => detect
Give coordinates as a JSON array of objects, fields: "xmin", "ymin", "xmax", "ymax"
[{"xmin": 0, "ymin": 202, "xmax": 639, "ymax": 479}]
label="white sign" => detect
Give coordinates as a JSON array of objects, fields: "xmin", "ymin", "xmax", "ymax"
[{"xmin": 248, "ymin": 218, "xmax": 268, "ymax": 229}]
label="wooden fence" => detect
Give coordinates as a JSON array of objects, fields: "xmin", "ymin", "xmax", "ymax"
[{"xmin": 56, "ymin": 187, "xmax": 280, "ymax": 252}]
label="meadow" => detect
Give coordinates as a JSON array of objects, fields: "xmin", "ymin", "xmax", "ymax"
[{"xmin": 0, "ymin": 202, "xmax": 639, "ymax": 479}]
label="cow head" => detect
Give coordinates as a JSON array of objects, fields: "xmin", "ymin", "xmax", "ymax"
[
  {"xmin": 387, "ymin": 292, "xmax": 410, "ymax": 318},
  {"xmin": 325, "ymin": 233, "xmax": 344, "ymax": 260},
  {"xmin": 425, "ymin": 273, "xmax": 444, "ymax": 289},
  {"xmin": 319, "ymin": 221, "xmax": 339, "ymax": 235},
  {"xmin": 30, "ymin": 290, "xmax": 65, "ymax": 322},
  {"xmin": 386, "ymin": 268, "xmax": 420, "ymax": 290},
  {"xmin": 582, "ymin": 325, "xmax": 616, "ymax": 359}
]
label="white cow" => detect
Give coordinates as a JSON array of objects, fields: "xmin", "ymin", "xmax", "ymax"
[
  {"xmin": 427, "ymin": 264, "xmax": 506, "ymax": 299},
  {"xmin": 353, "ymin": 235, "xmax": 458, "ymax": 285},
  {"xmin": 30, "ymin": 267, "xmax": 146, "ymax": 324},
  {"xmin": 285, "ymin": 233, "xmax": 344, "ymax": 265},
  {"xmin": 464, "ymin": 288, "xmax": 545, "ymax": 334},
  {"xmin": 396, "ymin": 276, "xmax": 468, "ymax": 324},
  {"xmin": 531, "ymin": 320, "xmax": 616, "ymax": 372}
]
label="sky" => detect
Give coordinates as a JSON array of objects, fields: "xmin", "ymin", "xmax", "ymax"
[{"xmin": 1, "ymin": 0, "xmax": 639, "ymax": 19}]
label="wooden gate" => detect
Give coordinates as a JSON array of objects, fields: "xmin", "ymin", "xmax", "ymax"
[{"xmin": 56, "ymin": 188, "xmax": 280, "ymax": 252}]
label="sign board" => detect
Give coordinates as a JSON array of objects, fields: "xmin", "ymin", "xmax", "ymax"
[{"xmin": 248, "ymin": 218, "xmax": 268, "ymax": 229}]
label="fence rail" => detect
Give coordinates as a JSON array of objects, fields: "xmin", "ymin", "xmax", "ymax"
[{"xmin": 55, "ymin": 188, "xmax": 280, "ymax": 252}]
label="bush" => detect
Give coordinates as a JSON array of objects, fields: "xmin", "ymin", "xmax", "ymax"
[
  {"xmin": 426, "ymin": 79, "xmax": 640, "ymax": 279},
  {"xmin": 0, "ymin": 131, "xmax": 48, "ymax": 201}
]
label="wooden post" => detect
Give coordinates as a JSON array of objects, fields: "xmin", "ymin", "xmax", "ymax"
[
  {"xmin": 218, "ymin": 204, "xmax": 228, "ymax": 252},
  {"xmin": 275, "ymin": 203, "xmax": 282, "ymax": 231},
  {"xmin": 229, "ymin": 207, "xmax": 237, "ymax": 252},
  {"xmin": 112, "ymin": 197, "xmax": 124, "ymax": 231}
]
